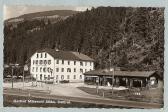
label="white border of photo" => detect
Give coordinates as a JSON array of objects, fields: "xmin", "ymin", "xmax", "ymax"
[{"xmin": 0, "ymin": 0, "xmax": 167, "ymax": 112}]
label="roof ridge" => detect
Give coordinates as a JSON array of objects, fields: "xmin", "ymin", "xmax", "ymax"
[{"xmin": 36, "ymin": 48, "xmax": 94, "ymax": 61}]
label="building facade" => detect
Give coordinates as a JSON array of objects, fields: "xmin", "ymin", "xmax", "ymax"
[{"xmin": 30, "ymin": 48, "xmax": 94, "ymax": 83}]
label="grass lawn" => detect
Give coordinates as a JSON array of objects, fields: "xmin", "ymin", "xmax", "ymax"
[{"xmin": 78, "ymin": 87, "xmax": 163, "ymax": 104}]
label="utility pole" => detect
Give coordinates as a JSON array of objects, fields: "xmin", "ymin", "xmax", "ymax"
[
  {"xmin": 111, "ymin": 68, "xmax": 115, "ymax": 95},
  {"xmin": 109, "ymin": 39, "xmax": 116, "ymax": 95},
  {"xmin": 10, "ymin": 63, "xmax": 19, "ymax": 89},
  {"xmin": 22, "ymin": 69, "xmax": 24, "ymax": 88},
  {"xmin": 23, "ymin": 65, "xmax": 28, "ymax": 88},
  {"xmin": 31, "ymin": 74, "xmax": 33, "ymax": 86},
  {"xmin": 11, "ymin": 67, "xmax": 14, "ymax": 88},
  {"xmin": 96, "ymin": 76, "xmax": 99, "ymax": 94}
]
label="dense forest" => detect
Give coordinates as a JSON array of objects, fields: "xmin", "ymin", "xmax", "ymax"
[{"xmin": 4, "ymin": 7, "xmax": 164, "ymax": 75}]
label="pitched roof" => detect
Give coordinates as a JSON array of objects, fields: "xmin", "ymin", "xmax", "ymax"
[
  {"xmin": 36, "ymin": 48, "xmax": 94, "ymax": 61},
  {"xmin": 84, "ymin": 69, "xmax": 156, "ymax": 78}
]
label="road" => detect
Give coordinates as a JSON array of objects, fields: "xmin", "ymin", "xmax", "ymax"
[{"xmin": 3, "ymin": 88, "xmax": 163, "ymax": 108}]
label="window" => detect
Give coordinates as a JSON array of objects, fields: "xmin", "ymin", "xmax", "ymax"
[
  {"xmin": 32, "ymin": 67, "xmax": 35, "ymax": 72},
  {"xmin": 48, "ymin": 60, "xmax": 51, "ymax": 65},
  {"xmin": 44, "ymin": 75, "xmax": 46, "ymax": 80},
  {"xmin": 61, "ymin": 75, "xmax": 64, "ymax": 80},
  {"xmin": 80, "ymin": 75, "xmax": 82, "ymax": 79},
  {"xmin": 36, "ymin": 60, "xmax": 38, "ymax": 64},
  {"xmin": 67, "ymin": 68, "xmax": 71, "ymax": 72},
  {"xmin": 74, "ymin": 75, "xmax": 76, "ymax": 79},
  {"xmin": 47, "ymin": 68, "xmax": 50, "ymax": 72},
  {"xmin": 80, "ymin": 62, "xmax": 83, "ymax": 66},
  {"xmin": 37, "ymin": 54, "xmax": 39, "ymax": 58},
  {"xmin": 62, "ymin": 60, "xmax": 64, "ymax": 64},
  {"xmin": 33, "ymin": 60, "xmax": 36, "ymax": 65},
  {"xmin": 48, "ymin": 75, "xmax": 50, "ymax": 79},
  {"xmin": 44, "ymin": 60, "xmax": 47, "ymax": 65},
  {"xmin": 80, "ymin": 69, "xmax": 83, "ymax": 73},
  {"xmin": 43, "ymin": 67, "xmax": 46, "ymax": 72},
  {"xmin": 61, "ymin": 68, "xmax": 64, "ymax": 72},
  {"xmin": 56, "ymin": 68, "xmax": 59, "ymax": 72},
  {"xmin": 74, "ymin": 68, "xmax": 76, "ymax": 72},
  {"xmin": 67, "ymin": 75, "xmax": 70, "ymax": 79},
  {"xmin": 68, "ymin": 61, "xmax": 70, "ymax": 65},
  {"xmin": 40, "ymin": 74, "xmax": 42, "ymax": 80},
  {"xmin": 56, "ymin": 60, "xmax": 59, "ymax": 64},
  {"xmin": 56, "ymin": 75, "xmax": 58, "ymax": 79},
  {"xmin": 40, "ymin": 60, "xmax": 43, "ymax": 64},
  {"xmin": 85, "ymin": 69, "xmax": 87, "ymax": 72},
  {"xmin": 41, "ymin": 53, "xmax": 43, "ymax": 58},
  {"xmin": 36, "ymin": 67, "xmax": 38, "ymax": 72},
  {"xmin": 74, "ymin": 61, "xmax": 76, "ymax": 65},
  {"xmin": 40, "ymin": 67, "xmax": 42, "ymax": 72},
  {"xmin": 85, "ymin": 62, "xmax": 87, "ymax": 66},
  {"xmin": 90, "ymin": 62, "xmax": 92, "ymax": 66},
  {"xmin": 45, "ymin": 53, "xmax": 47, "ymax": 58}
]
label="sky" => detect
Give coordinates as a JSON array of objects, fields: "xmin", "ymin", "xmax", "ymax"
[{"xmin": 3, "ymin": 5, "xmax": 92, "ymax": 20}]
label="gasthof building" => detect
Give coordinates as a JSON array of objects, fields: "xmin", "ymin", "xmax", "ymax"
[{"xmin": 30, "ymin": 48, "xmax": 94, "ymax": 83}]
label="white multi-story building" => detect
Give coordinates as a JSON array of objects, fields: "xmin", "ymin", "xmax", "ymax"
[{"xmin": 30, "ymin": 48, "xmax": 94, "ymax": 83}]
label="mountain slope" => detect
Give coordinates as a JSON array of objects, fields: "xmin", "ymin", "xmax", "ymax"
[
  {"xmin": 5, "ymin": 10, "xmax": 79, "ymax": 26},
  {"xmin": 4, "ymin": 7, "xmax": 164, "ymax": 74}
]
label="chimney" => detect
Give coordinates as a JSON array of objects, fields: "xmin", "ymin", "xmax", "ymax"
[{"xmin": 77, "ymin": 48, "xmax": 80, "ymax": 54}]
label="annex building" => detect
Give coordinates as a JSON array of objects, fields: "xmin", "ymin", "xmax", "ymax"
[
  {"xmin": 84, "ymin": 68, "xmax": 163, "ymax": 88},
  {"xmin": 30, "ymin": 48, "xmax": 94, "ymax": 83}
]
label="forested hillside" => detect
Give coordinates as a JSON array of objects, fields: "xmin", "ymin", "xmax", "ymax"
[{"xmin": 4, "ymin": 7, "xmax": 164, "ymax": 74}]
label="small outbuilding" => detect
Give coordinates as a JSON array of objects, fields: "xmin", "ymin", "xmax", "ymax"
[{"xmin": 84, "ymin": 69, "xmax": 163, "ymax": 88}]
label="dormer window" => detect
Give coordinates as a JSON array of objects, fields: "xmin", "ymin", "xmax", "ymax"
[
  {"xmin": 80, "ymin": 62, "xmax": 83, "ymax": 66},
  {"xmin": 41, "ymin": 53, "xmax": 43, "ymax": 58},
  {"xmin": 37, "ymin": 54, "xmax": 39, "ymax": 58},
  {"xmin": 56, "ymin": 60, "xmax": 59, "ymax": 64},
  {"xmin": 68, "ymin": 61, "xmax": 70, "ymax": 65},
  {"xmin": 45, "ymin": 53, "xmax": 47, "ymax": 58},
  {"xmin": 90, "ymin": 62, "xmax": 92, "ymax": 66}
]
